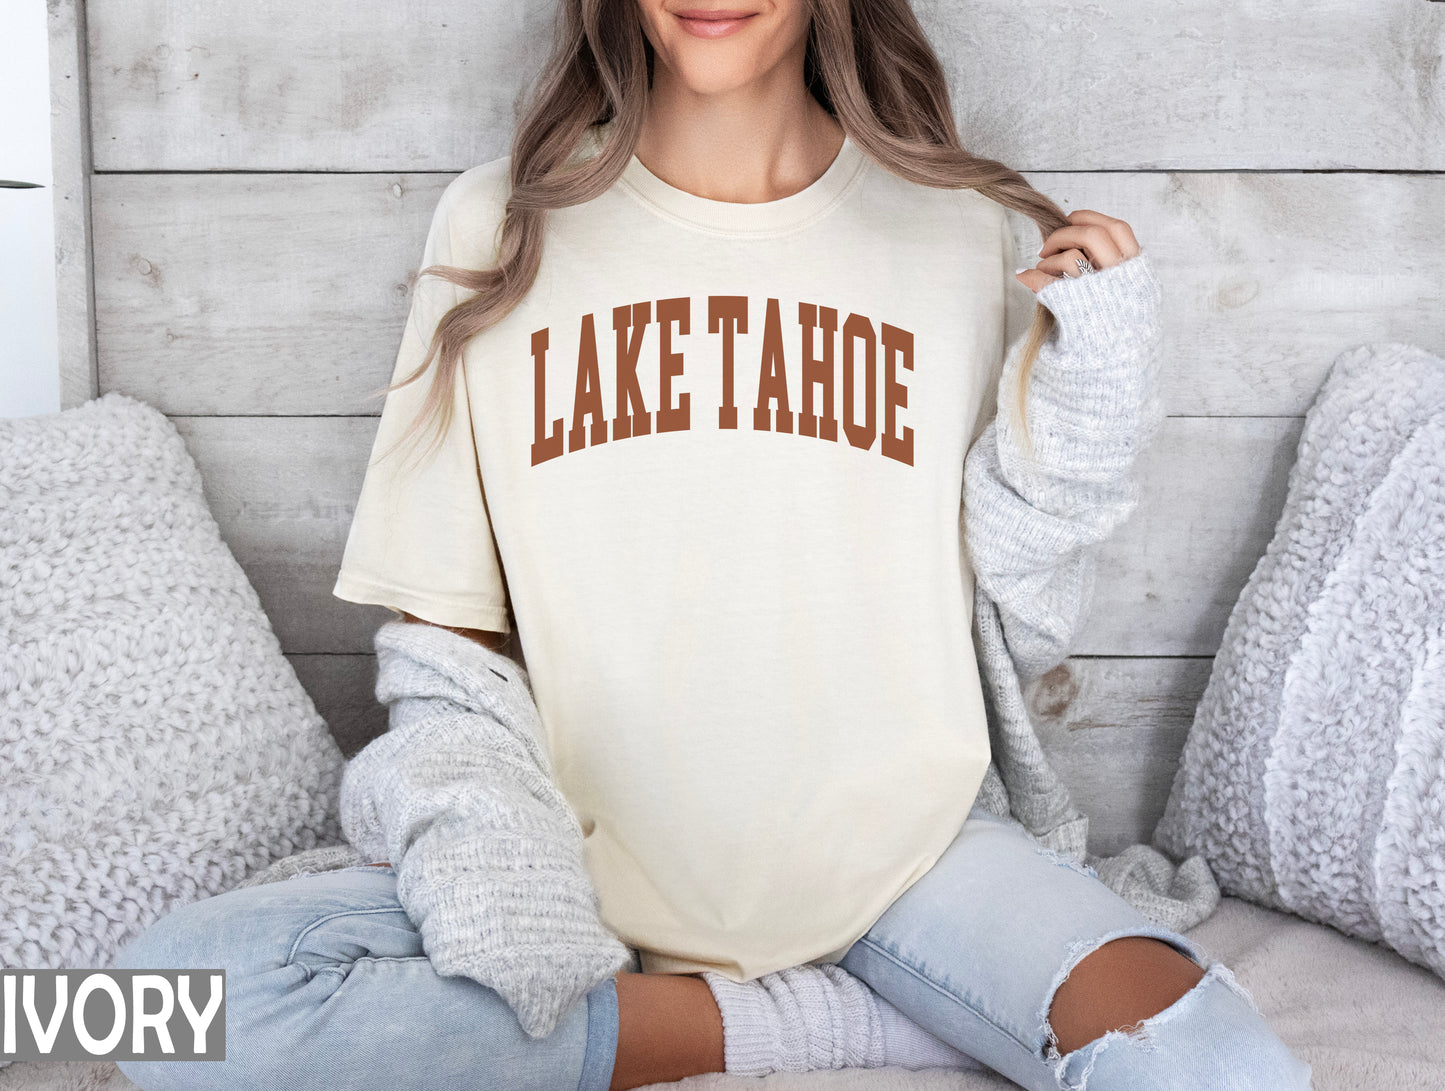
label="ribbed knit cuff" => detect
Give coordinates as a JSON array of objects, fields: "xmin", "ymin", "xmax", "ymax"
[
  {"xmin": 993, "ymin": 248, "xmax": 1163, "ymax": 495},
  {"xmin": 1033, "ymin": 248, "xmax": 1162, "ymax": 359}
]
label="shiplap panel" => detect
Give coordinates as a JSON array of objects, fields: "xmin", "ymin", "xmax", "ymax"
[
  {"xmin": 1090, "ymin": 415, "xmax": 1303, "ymax": 657},
  {"xmin": 93, "ymin": 171, "xmax": 1445, "ymax": 418},
  {"xmin": 49, "ymin": 0, "xmax": 98, "ymax": 408},
  {"xmin": 169, "ymin": 415, "xmax": 388, "ymax": 653},
  {"xmin": 87, "ymin": 1, "xmax": 554, "ymax": 172},
  {"xmin": 88, "ymin": 0, "xmax": 1445, "ymax": 172},
  {"xmin": 169, "ymin": 414, "xmax": 1294, "ymax": 659},
  {"xmin": 1008, "ymin": 172, "xmax": 1445, "ymax": 417},
  {"xmin": 92, "ymin": 173, "xmax": 451, "ymax": 414},
  {"xmin": 285, "ymin": 653, "xmax": 386, "ymax": 759},
  {"xmin": 1025, "ymin": 656, "xmax": 1214, "ymax": 854}
]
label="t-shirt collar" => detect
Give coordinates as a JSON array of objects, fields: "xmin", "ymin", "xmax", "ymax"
[{"xmin": 585, "ymin": 118, "xmax": 868, "ymax": 237}]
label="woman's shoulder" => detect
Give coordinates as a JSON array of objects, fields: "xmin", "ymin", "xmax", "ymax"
[
  {"xmin": 430, "ymin": 153, "xmax": 513, "ymax": 266},
  {"xmin": 442, "ymin": 153, "xmax": 513, "ymax": 223},
  {"xmin": 879, "ymin": 165, "xmax": 1010, "ymax": 239},
  {"xmin": 442, "ymin": 124, "xmax": 602, "ymax": 222}
]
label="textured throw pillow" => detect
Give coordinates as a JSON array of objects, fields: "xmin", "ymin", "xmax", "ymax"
[
  {"xmin": 1154, "ymin": 341, "xmax": 1445, "ymax": 981},
  {"xmin": 0, "ymin": 391, "xmax": 346, "ymax": 979}
]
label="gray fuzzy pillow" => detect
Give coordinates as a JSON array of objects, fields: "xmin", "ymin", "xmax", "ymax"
[
  {"xmin": 0, "ymin": 392, "xmax": 346, "ymax": 979},
  {"xmin": 1153, "ymin": 341, "xmax": 1445, "ymax": 981}
]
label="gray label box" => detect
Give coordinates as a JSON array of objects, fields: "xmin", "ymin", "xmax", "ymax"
[{"xmin": 2, "ymin": 969, "xmax": 225, "ymax": 1062}]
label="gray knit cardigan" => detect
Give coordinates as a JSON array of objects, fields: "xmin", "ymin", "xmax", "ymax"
[
  {"xmin": 308, "ymin": 247, "xmax": 1219, "ymax": 1039},
  {"xmin": 963, "ymin": 250, "xmax": 1218, "ymax": 926}
]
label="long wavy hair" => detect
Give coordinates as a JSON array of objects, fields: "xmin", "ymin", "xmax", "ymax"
[{"xmin": 369, "ymin": 0, "xmax": 1069, "ymax": 471}]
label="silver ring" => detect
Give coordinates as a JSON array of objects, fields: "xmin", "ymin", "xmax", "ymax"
[{"xmin": 1073, "ymin": 256, "xmax": 1095, "ymax": 277}]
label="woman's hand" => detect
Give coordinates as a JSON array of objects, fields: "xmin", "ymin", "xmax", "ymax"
[{"xmin": 1014, "ymin": 209, "xmax": 1143, "ymax": 294}]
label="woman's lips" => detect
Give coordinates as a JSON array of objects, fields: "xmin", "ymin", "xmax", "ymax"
[{"xmin": 674, "ymin": 10, "xmax": 758, "ymax": 38}]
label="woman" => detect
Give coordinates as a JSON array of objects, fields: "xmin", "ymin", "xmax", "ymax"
[{"xmin": 114, "ymin": 1, "xmax": 1315, "ymax": 1089}]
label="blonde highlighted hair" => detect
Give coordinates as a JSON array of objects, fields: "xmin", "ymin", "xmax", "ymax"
[{"xmin": 369, "ymin": 0, "xmax": 1067, "ymax": 469}]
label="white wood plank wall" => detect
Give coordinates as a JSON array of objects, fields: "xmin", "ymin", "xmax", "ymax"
[{"xmin": 77, "ymin": 0, "xmax": 1445, "ymax": 852}]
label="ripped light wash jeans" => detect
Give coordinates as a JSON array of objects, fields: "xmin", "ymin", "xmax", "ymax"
[
  {"xmin": 112, "ymin": 801, "xmax": 1313, "ymax": 1091},
  {"xmin": 836, "ymin": 801, "xmax": 1315, "ymax": 1090}
]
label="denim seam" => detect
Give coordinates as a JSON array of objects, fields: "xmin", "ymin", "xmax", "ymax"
[
  {"xmin": 850, "ymin": 933, "xmax": 1030, "ymax": 1055},
  {"xmin": 285, "ymin": 906, "xmax": 415, "ymax": 966}
]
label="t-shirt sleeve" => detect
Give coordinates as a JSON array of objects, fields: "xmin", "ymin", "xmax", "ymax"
[
  {"xmin": 331, "ymin": 179, "xmax": 511, "ymax": 633},
  {"xmin": 967, "ymin": 205, "xmax": 1038, "ymax": 453}
]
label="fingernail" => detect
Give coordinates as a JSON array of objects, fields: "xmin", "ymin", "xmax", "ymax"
[{"xmin": 1013, "ymin": 266, "xmax": 1030, "ymax": 275}]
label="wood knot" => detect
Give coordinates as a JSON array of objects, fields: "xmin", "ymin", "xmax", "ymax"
[{"xmin": 1030, "ymin": 662, "xmax": 1079, "ymax": 720}]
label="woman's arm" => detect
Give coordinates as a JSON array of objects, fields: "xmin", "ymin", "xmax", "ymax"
[
  {"xmin": 340, "ymin": 618, "xmax": 629, "ymax": 1039},
  {"xmin": 398, "ymin": 609, "xmax": 511, "ymax": 654},
  {"xmin": 963, "ymin": 211, "xmax": 1164, "ymax": 684}
]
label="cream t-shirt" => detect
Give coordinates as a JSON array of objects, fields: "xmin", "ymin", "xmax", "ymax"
[{"xmin": 334, "ymin": 119, "xmax": 1035, "ymax": 979}]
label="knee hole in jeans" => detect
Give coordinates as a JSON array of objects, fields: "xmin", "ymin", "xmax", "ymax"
[{"xmin": 1043, "ymin": 935, "xmax": 1207, "ymax": 1059}]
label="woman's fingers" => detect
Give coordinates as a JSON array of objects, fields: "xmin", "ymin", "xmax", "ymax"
[
  {"xmin": 1039, "ymin": 223, "xmax": 1124, "ymax": 268},
  {"xmin": 1014, "ymin": 266, "xmax": 1061, "ymax": 293},
  {"xmin": 1015, "ymin": 240, "xmax": 1115, "ymax": 292},
  {"xmin": 1039, "ymin": 209, "xmax": 1140, "ymax": 268},
  {"xmin": 1014, "ymin": 209, "xmax": 1145, "ymax": 291},
  {"xmin": 1036, "ymin": 247, "xmax": 1102, "ymax": 280}
]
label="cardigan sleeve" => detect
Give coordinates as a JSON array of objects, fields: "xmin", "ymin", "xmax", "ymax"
[
  {"xmin": 338, "ymin": 619, "xmax": 631, "ymax": 1040},
  {"xmin": 962, "ymin": 217, "xmax": 1165, "ymax": 683}
]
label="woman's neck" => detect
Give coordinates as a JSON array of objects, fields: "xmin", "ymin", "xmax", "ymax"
[{"xmin": 630, "ymin": 85, "xmax": 844, "ymax": 206}]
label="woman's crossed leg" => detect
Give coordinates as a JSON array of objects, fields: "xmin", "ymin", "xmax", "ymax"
[
  {"xmin": 109, "ymin": 812, "xmax": 1316, "ymax": 1091},
  {"xmin": 837, "ymin": 804, "xmax": 1315, "ymax": 1090},
  {"xmin": 110, "ymin": 863, "xmax": 620, "ymax": 1091}
]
